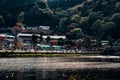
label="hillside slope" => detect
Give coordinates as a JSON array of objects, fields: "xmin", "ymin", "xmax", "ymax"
[{"xmin": 0, "ymin": 0, "xmax": 120, "ymax": 40}]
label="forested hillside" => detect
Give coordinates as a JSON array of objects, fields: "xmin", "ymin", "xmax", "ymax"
[{"xmin": 0, "ymin": 0, "xmax": 120, "ymax": 40}]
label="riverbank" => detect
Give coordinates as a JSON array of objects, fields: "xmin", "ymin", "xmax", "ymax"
[
  {"xmin": 0, "ymin": 52, "xmax": 120, "ymax": 62},
  {"xmin": 0, "ymin": 52, "xmax": 99, "ymax": 57},
  {"xmin": 0, "ymin": 50, "xmax": 101, "ymax": 57}
]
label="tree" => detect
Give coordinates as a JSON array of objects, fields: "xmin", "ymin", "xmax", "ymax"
[
  {"xmin": 59, "ymin": 17, "xmax": 69, "ymax": 33},
  {"xmin": 18, "ymin": 11, "xmax": 24, "ymax": 23},
  {"xmin": 111, "ymin": 13, "xmax": 120, "ymax": 24},
  {"xmin": 46, "ymin": 36, "xmax": 51, "ymax": 43},
  {"xmin": 83, "ymin": 35, "xmax": 92, "ymax": 49},
  {"xmin": 92, "ymin": 19, "xmax": 105, "ymax": 36},
  {"xmin": 101, "ymin": 22, "xmax": 116, "ymax": 31},
  {"xmin": 70, "ymin": 28, "xmax": 83, "ymax": 39},
  {"xmin": 0, "ymin": 15, "xmax": 5, "ymax": 27},
  {"xmin": 115, "ymin": 2, "xmax": 120, "ymax": 13},
  {"xmin": 79, "ymin": 16, "xmax": 88, "ymax": 29},
  {"xmin": 41, "ymin": 0, "xmax": 53, "ymax": 14},
  {"xmin": 5, "ymin": 13, "xmax": 14, "ymax": 26},
  {"xmin": 58, "ymin": 38, "xmax": 64, "ymax": 46},
  {"xmin": 36, "ymin": 8, "xmax": 44, "ymax": 16},
  {"xmin": 108, "ymin": 36, "xmax": 115, "ymax": 46},
  {"xmin": 88, "ymin": 11, "xmax": 104, "ymax": 25},
  {"xmin": 71, "ymin": 14, "xmax": 81, "ymax": 23},
  {"xmin": 12, "ymin": 22, "xmax": 26, "ymax": 34},
  {"xmin": 56, "ymin": 10, "xmax": 68, "ymax": 19},
  {"xmin": 100, "ymin": 21, "xmax": 116, "ymax": 39},
  {"xmin": 67, "ymin": 23, "xmax": 76, "ymax": 31},
  {"xmin": 31, "ymin": 35, "xmax": 38, "ymax": 44},
  {"xmin": 30, "ymin": 5, "xmax": 39, "ymax": 15},
  {"xmin": 17, "ymin": 40, "xmax": 24, "ymax": 50},
  {"xmin": 116, "ymin": 39, "xmax": 120, "ymax": 46},
  {"xmin": 65, "ymin": 32, "xmax": 73, "ymax": 40},
  {"xmin": 110, "ymin": 13, "xmax": 120, "ymax": 39},
  {"xmin": 28, "ymin": 5, "xmax": 40, "ymax": 25},
  {"xmin": 80, "ymin": 17, "xmax": 88, "ymax": 24},
  {"xmin": 39, "ymin": 35, "xmax": 43, "ymax": 42}
]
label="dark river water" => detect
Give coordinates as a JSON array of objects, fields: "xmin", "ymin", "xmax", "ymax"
[{"xmin": 0, "ymin": 56, "xmax": 120, "ymax": 80}]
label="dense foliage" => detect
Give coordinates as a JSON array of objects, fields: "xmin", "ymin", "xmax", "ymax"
[{"xmin": 0, "ymin": 0, "xmax": 120, "ymax": 40}]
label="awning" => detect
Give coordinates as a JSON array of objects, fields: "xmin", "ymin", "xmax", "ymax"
[
  {"xmin": 53, "ymin": 46, "xmax": 62, "ymax": 51},
  {"xmin": 40, "ymin": 45, "xmax": 50, "ymax": 50}
]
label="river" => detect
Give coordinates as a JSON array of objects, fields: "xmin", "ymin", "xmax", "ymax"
[{"xmin": 0, "ymin": 56, "xmax": 120, "ymax": 80}]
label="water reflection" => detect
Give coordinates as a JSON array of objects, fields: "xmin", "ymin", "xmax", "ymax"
[
  {"xmin": 0, "ymin": 69, "xmax": 120, "ymax": 80},
  {"xmin": 0, "ymin": 57, "xmax": 120, "ymax": 80}
]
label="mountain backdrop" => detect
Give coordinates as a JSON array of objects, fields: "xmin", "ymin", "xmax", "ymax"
[{"xmin": 0, "ymin": 0, "xmax": 120, "ymax": 40}]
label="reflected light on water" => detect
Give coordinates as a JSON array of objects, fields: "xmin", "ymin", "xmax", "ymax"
[{"xmin": 0, "ymin": 56, "xmax": 120, "ymax": 80}]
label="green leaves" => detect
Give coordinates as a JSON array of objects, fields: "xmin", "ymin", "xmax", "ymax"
[
  {"xmin": 115, "ymin": 2, "xmax": 120, "ymax": 13},
  {"xmin": 111, "ymin": 13, "xmax": 120, "ymax": 23},
  {"xmin": 0, "ymin": 15, "xmax": 5, "ymax": 26},
  {"xmin": 70, "ymin": 28, "xmax": 83, "ymax": 39},
  {"xmin": 0, "ymin": 0, "xmax": 120, "ymax": 40}
]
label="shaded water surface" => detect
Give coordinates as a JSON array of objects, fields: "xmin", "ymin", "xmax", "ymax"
[
  {"xmin": 0, "ymin": 56, "xmax": 120, "ymax": 80},
  {"xmin": 1, "ymin": 69, "xmax": 120, "ymax": 80}
]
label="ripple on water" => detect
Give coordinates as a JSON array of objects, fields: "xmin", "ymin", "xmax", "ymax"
[{"xmin": 0, "ymin": 57, "xmax": 120, "ymax": 71}]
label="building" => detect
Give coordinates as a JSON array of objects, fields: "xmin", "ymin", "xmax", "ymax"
[{"xmin": 17, "ymin": 33, "xmax": 66, "ymax": 45}]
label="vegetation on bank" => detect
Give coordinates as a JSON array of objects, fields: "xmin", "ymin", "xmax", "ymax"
[{"xmin": 0, "ymin": 52, "xmax": 99, "ymax": 57}]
